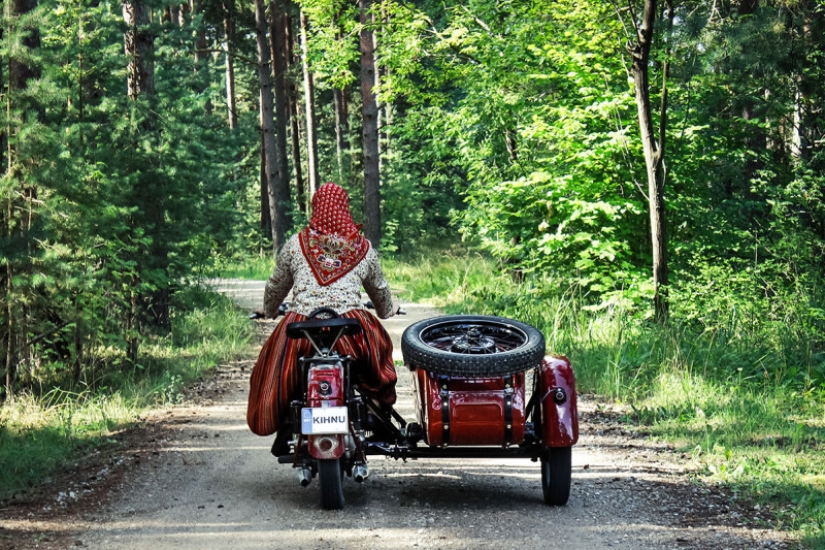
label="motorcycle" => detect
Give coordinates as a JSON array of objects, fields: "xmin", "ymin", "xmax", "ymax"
[{"xmin": 272, "ymin": 306, "xmax": 578, "ymax": 510}]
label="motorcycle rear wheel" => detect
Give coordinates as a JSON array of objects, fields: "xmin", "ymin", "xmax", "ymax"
[{"xmin": 318, "ymin": 458, "xmax": 344, "ymax": 510}]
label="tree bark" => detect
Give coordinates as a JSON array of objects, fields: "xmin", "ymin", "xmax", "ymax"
[
  {"xmin": 192, "ymin": 0, "xmax": 208, "ymax": 67},
  {"xmin": 300, "ymin": 10, "xmax": 320, "ymax": 197},
  {"xmin": 270, "ymin": 0, "xmax": 292, "ymax": 209},
  {"xmin": 332, "ymin": 16, "xmax": 351, "ymax": 185},
  {"xmin": 360, "ymin": 0, "xmax": 381, "ymax": 248},
  {"xmin": 373, "ymin": 8, "xmax": 382, "ymax": 175},
  {"xmin": 123, "ymin": 1, "xmax": 154, "ymax": 100},
  {"xmin": 260, "ymin": 133, "xmax": 272, "ymax": 237},
  {"xmin": 333, "ymin": 87, "xmax": 350, "ymax": 183},
  {"xmin": 223, "ymin": 0, "xmax": 238, "ymax": 129},
  {"xmin": 285, "ymin": 7, "xmax": 306, "ymax": 214},
  {"xmin": 254, "ymin": 0, "xmax": 288, "ymax": 252},
  {"xmin": 629, "ymin": 0, "xmax": 670, "ymax": 321}
]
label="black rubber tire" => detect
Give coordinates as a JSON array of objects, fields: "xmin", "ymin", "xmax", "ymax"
[
  {"xmin": 318, "ymin": 459, "xmax": 344, "ymax": 510},
  {"xmin": 401, "ymin": 315, "xmax": 545, "ymax": 376},
  {"xmin": 541, "ymin": 446, "xmax": 572, "ymax": 506}
]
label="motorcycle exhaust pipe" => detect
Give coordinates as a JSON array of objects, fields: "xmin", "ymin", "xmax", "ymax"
[
  {"xmin": 297, "ymin": 467, "xmax": 312, "ymax": 487},
  {"xmin": 353, "ymin": 464, "xmax": 369, "ymax": 483}
]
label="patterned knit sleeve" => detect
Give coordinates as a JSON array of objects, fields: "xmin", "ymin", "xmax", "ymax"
[
  {"xmin": 362, "ymin": 247, "xmax": 394, "ymax": 319},
  {"xmin": 263, "ymin": 238, "xmax": 295, "ymax": 318}
]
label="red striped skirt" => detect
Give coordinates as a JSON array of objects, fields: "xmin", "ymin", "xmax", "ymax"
[{"xmin": 247, "ymin": 309, "xmax": 397, "ymax": 436}]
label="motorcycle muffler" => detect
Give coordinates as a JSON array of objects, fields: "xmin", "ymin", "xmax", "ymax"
[
  {"xmin": 353, "ymin": 464, "xmax": 369, "ymax": 483},
  {"xmin": 297, "ymin": 467, "xmax": 312, "ymax": 487}
]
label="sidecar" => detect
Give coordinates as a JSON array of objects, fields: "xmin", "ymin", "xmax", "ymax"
[{"xmin": 374, "ymin": 314, "xmax": 578, "ymax": 506}]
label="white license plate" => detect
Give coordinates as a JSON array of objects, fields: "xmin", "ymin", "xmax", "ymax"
[{"xmin": 301, "ymin": 406, "xmax": 349, "ymax": 434}]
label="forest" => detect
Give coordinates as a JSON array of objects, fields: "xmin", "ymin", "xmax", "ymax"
[{"xmin": 0, "ymin": 0, "xmax": 823, "ymax": 543}]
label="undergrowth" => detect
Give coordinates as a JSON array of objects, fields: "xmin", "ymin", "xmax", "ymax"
[
  {"xmin": 383, "ymin": 248, "xmax": 825, "ymax": 547},
  {"xmin": 0, "ymin": 287, "xmax": 255, "ymax": 501}
]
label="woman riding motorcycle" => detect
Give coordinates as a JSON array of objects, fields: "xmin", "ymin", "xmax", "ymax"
[{"xmin": 246, "ymin": 183, "xmax": 397, "ymax": 453}]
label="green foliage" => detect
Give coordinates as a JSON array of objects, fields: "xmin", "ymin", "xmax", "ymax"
[
  {"xmin": 0, "ymin": 288, "xmax": 255, "ymax": 500},
  {"xmin": 1, "ymin": 0, "xmax": 262, "ymax": 399},
  {"xmin": 385, "ymin": 249, "xmax": 825, "ymax": 544}
]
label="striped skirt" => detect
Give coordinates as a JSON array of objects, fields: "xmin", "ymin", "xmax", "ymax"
[{"xmin": 246, "ymin": 309, "xmax": 397, "ymax": 436}]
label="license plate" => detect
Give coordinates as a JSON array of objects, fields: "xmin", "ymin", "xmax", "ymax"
[{"xmin": 301, "ymin": 406, "xmax": 349, "ymax": 434}]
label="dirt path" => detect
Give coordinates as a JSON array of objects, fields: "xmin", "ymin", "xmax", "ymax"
[{"xmin": 0, "ymin": 281, "xmax": 798, "ymax": 550}]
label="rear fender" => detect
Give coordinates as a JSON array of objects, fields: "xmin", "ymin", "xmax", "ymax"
[
  {"xmin": 306, "ymin": 362, "xmax": 347, "ymax": 460},
  {"xmin": 538, "ymin": 356, "xmax": 578, "ymax": 447}
]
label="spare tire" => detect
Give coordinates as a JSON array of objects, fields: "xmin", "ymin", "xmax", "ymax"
[{"xmin": 401, "ymin": 315, "xmax": 545, "ymax": 376}]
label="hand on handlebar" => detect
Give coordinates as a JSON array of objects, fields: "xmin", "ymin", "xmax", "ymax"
[
  {"xmin": 248, "ymin": 302, "xmax": 289, "ymax": 320},
  {"xmin": 362, "ymin": 300, "xmax": 406, "ymax": 316}
]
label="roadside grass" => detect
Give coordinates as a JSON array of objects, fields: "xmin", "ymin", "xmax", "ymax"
[
  {"xmin": 0, "ymin": 287, "xmax": 255, "ymax": 501},
  {"xmin": 383, "ymin": 249, "xmax": 825, "ymax": 547}
]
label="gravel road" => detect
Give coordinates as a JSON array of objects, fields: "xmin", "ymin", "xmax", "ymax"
[{"xmin": 0, "ymin": 280, "xmax": 799, "ymax": 550}]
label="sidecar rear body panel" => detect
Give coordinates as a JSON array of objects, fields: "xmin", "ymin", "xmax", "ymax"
[{"xmin": 412, "ymin": 370, "xmax": 526, "ymax": 447}]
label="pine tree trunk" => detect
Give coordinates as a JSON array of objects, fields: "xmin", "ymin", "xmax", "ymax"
[
  {"xmin": 333, "ymin": 87, "xmax": 347, "ymax": 183},
  {"xmin": 380, "ymin": 7, "xmax": 393, "ymax": 162},
  {"xmin": 192, "ymin": 0, "xmax": 212, "ymax": 114},
  {"xmin": 170, "ymin": 5, "xmax": 181, "ymax": 26},
  {"xmin": 373, "ymin": 9, "xmax": 382, "ymax": 174},
  {"xmin": 270, "ymin": 0, "xmax": 292, "ymax": 220},
  {"xmin": 300, "ymin": 10, "xmax": 319, "ymax": 197},
  {"xmin": 0, "ymin": 56, "xmax": 6, "ymax": 402},
  {"xmin": 285, "ymin": 7, "xmax": 306, "ymax": 214},
  {"xmin": 333, "ymin": 16, "xmax": 351, "ymax": 185},
  {"xmin": 123, "ymin": 1, "xmax": 154, "ymax": 100},
  {"xmin": 4, "ymin": 261, "xmax": 13, "ymax": 402},
  {"xmin": 260, "ymin": 134, "xmax": 272, "ymax": 237},
  {"xmin": 192, "ymin": 0, "xmax": 207, "ymax": 66},
  {"xmin": 254, "ymin": 0, "xmax": 287, "ymax": 252},
  {"xmin": 360, "ymin": 0, "xmax": 381, "ymax": 248},
  {"xmin": 630, "ymin": 0, "xmax": 670, "ymax": 322},
  {"xmin": 343, "ymin": 90, "xmax": 358, "ymax": 187},
  {"xmin": 223, "ymin": 0, "xmax": 238, "ymax": 129}
]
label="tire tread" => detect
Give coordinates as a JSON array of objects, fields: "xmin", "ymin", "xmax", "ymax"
[{"xmin": 401, "ymin": 315, "xmax": 545, "ymax": 376}]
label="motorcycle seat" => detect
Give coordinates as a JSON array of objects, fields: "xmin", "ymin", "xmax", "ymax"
[{"xmin": 286, "ymin": 317, "xmax": 363, "ymax": 340}]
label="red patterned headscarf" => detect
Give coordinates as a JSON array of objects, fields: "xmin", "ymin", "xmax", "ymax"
[{"xmin": 298, "ymin": 183, "xmax": 370, "ymax": 286}]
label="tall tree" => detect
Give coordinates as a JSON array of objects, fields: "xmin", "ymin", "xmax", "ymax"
[
  {"xmin": 269, "ymin": 0, "xmax": 291, "ymax": 206},
  {"xmin": 333, "ymin": 85, "xmax": 350, "ymax": 184},
  {"xmin": 626, "ymin": 0, "xmax": 672, "ymax": 321},
  {"xmin": 124, "ymin": 0, "xmax": 173, "ymax": 357},
  {"xmin": 254, "ymin": 0, "xmax": 290, "ymax": 251},
  {"xmin": 222, "ymin": 0, "xmax": 237, "ymax": 129},
  {"xmin": 124, "ymin": 0, "xmax": 154, "ymax": 100},
  {"xmin": 360, "ymin": 0, "xmax": 381, "ymax": 247},
  {"xmin": 285, "ymin": 6, "xmax": 305, "ymax": 213},
  {"xmin": 300, "ymin": 9, "xmax": 319, "ymax": 196},
  {"xmin": 332, "ymin": 5, "xmax": 351, "ymax": 184},
  {"xmin": 2, "ymin": 0, "xmax": 42, "ymax": 399}
]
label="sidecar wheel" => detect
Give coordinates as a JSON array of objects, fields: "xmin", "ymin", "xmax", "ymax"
[
  {"xmin": 401, "ymin": 315, "xmax": 545, "ymax": 376},
  {"xmin": 541, "ymin": 446, "xmax": 572, "ymax": 506},
  {"xmin": 318, "ymin": 459, "xmax": 344, "ymax": 510}
]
